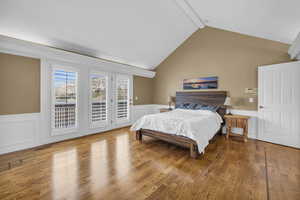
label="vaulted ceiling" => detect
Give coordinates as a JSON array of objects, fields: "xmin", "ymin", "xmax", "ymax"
[
  {"xmin": 0, "ymin": 0, "xmax": 199, "ymax": 70},
  {"xmin": 0, "ymin": 0, "xmax": 299, "ymax": 70},
  {"xmin": 187, "ymin": 0, "xmax": 300, "ymax": 45}
]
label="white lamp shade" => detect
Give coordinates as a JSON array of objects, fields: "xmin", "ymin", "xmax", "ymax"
[{"xmin": 224, "ymin": 97, "xmax": 231, "ymax": 106}]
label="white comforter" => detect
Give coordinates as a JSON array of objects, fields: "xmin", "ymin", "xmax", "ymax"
[{"xmin": 130, "ymin": 109, "xmax": 223, "ymax": 153}]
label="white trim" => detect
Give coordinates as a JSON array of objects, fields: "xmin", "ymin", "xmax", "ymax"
[
  {"xmin": 0, "ymin": 112, "xmax": 131, "ymax": 155},
  {"xmin": 0, "ymin": 35, "xmax": 155, "ymax": 78},
  {"xmin": 0, "ymin": 105, "xmax": 259, "ymax": 155},
  {"xmin": 257, "ymin": 62, "xmax": 300, "ymax": 148},
  {"xmin": 88, "ymin": 71, "xmax": 110, "ymax": 129},
  {"xmin": 258, "ymin": 60, "xmax": 300, "ymax": 69},
  {"xmin": 0, "ymin": 113, "xmax": 40, "ymax": 120},
  {"xmin": 51, "ymin": 66, "xmax": 79, "ymax": 135},
  {"xmin": 39, "ymin": 59, "xmax": 84, "ymax": 145},
  {"xmin": 173, "ymin": 0, "xmax": 205, "ymax": 28},
  {"xmin": 114, "ymin": 74, "xmax": 133, "ymax": 126},
  {"xmin": 0, "ymin": 113, "xmax": 40, "ymax": 154}
]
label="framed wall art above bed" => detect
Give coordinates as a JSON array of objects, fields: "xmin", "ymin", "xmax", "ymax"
[{"xmin": 183, "ymin": 76, "xmax": 218, "ymax": 90}]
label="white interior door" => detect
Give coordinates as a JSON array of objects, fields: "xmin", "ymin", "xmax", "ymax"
[
  {"xmin": 113, "ymin": 74, "xmax": 133, "ymax": 128},
  {"xmin": 258, "ymin": 61, "xmax": 300, "ymax": 148}
]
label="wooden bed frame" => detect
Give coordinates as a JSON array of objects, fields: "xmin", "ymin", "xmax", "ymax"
[{"xmin": 136, "ymin": 91, "xmax": 227, "ymax": 158}]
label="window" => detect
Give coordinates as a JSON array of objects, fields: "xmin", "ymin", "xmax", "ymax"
[
  {"xmin": 116, "ymin": 76, "xmax": 129, "ymax": 120},
  {"xmin": 52, "ymin": 69, "xmax": 78, "ymax": 131},
  {"xmin": 90, "ymin": 73, "xmax": 108, "ymax": 127}
]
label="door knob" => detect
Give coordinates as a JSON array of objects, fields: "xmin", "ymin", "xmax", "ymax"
[{"xmin": 259, "ymin": 105, "xmax": 264, "ymax": 109}]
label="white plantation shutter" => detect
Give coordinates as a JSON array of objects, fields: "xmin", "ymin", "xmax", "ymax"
[
  {"xmin": 52, "ymin": 68, "xmax": 78, "ymax": 131},
  {"xmin": 90, "ymin": 73, "xmax": 108, "ymax": 126},
  {"xmin": 116, "ymin": 76, "xmax": 129, "ymax": 120}
]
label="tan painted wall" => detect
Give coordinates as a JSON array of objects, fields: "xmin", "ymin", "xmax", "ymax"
[
  {"xmin": 0, "ymin": 27, "xmax": 292, "ymax": 112},
  {"xmin": 0, "ymin": 53, "xmax": 40, "ymax": 115},
  {"xmin": 153, "ymin": 27, "xmax": 292, "ymax": 110},
  {"xmin": 133, "ymin": 76, "xmax": 153, "ymax": 105}
]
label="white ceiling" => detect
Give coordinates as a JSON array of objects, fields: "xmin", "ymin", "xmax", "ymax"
[
  {"xmin": 0, "ymin": 0, "xmax": 299, "ymax": 70},
  {"xmin": 0, "ymin": 0, "xmax": 199, "ymax": 70},
  {"xmin": 187, "ymin": 0, "xmax": 300, "ymax": 44}
]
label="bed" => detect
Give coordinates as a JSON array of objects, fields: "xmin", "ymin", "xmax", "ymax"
[{"xmin": 131, "ymin": 91, "xmax": 227, "ymax": 158}]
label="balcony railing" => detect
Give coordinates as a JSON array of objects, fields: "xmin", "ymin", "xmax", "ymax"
[
  {"xmin": 91, "ymin": 102, "xmax": 107, "ymax": 122},
  {"xmin": 117, "ymin": 100, "xmax": 128, "ymax": 119},
  {"xmin": 54, "ymin": 100, "xmax": 129, "ymax": 129},
  {"xmin": 54, "ymin": 103, "xmax": 76, "ymax": 129}
]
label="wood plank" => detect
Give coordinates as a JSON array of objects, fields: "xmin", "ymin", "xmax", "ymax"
[{"xmin": 0, "ymin": 127, "xmax": 298, "ymax": 200}]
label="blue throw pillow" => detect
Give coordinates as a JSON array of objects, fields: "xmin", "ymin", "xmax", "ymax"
[
  {"xmin": 177, "ymin": 103, "xmax": 189, "ymax": 109},
  {"xmin": 194, "ymin": 103, "xmax": 204, "ymax": 110},
  {"xmin": 193, "ymin": 104, "xmax": 219, "ymax": 112},
  {"xmin": 186, "ymin": 103, "xmax": 197, "ymax": 109},
  {"xmin": 200, "ymin": 104, "xmax": 219, "ymax": 112},
  {"xmin": 177, "ymin": 103, "xmax": 197, "ymax": 109}
]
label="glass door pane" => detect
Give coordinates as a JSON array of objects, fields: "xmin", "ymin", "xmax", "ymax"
[
  {"xmin": 115, "ymin": 74, "xmax": 132, "ymax": 125},
  {"xmin": 52, "ymin": 69, "xmax": 78, "ymax": 131},
  {"xmin": 90, "ymin": 72, "xmax": 108, "ymax": 127}
]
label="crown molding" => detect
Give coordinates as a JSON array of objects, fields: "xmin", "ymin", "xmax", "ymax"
[
  {"xmin": 173, "ymin": 0, "xmax": 205, "ymax": 29},
  {"xmin": 0, "ymin": 35, "xmax": 155, "ymax": 78}
]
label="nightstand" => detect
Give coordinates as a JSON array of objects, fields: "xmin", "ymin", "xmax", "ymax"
[
  {"xmin": 224, "ymin": 115, "xmax": 250, "ymax": 142},
  {"xmin": 160, "ymin": 108, "xmax": 172, "ymax": 113}
]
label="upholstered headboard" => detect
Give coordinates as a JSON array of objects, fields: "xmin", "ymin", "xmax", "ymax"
[{"xmin": 175, "ymin": 91, "xmax": 227, "ymax": 119}]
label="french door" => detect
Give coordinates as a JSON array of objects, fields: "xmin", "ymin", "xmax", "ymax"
[
  {"xmin": 88, "ymin": 72, "xmax": 133, "ymax": 129},
  {"xmin": 258, "ymin": 61, "xmax": 300, "ymax": 148},
  {"xmin": 113, "ymin": 74, "xmax": 133, "ymax": 128},
  {"xmin": 89, "ymin": 71, "xmax": 111, "ymax": 128}
]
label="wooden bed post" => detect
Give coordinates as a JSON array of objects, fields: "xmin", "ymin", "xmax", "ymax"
[
  {"xmin": 136, "ymin": 130, "xmax": 142, "ymax": 143},
  {"xmin": 190, "ymin": 144, "xmax": 198, "ymax": 158}
]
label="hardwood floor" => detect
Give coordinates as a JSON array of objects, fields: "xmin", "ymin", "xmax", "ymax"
[{"xmin": 0, "ymin": 127, "xmax": 299, "ymax": 200}]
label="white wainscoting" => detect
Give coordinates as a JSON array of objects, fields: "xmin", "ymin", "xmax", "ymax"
[
  {"xmin": 0, "ymin": 106, "xmax": 258, "ymax": 155},
  {"xmin": 132, "ymin": 104, "xmax": 168, "ymax": 123},
  {"xmin": 0, "ymin": 113, "xmax": 40, "ymax": 155},
  {"xmin": 0, "ymin": 112, "xmax": 132, "ymax": 155},
  {"xmin": 0, "ymin": 105, "xmax": 163, "ymax": 155}
]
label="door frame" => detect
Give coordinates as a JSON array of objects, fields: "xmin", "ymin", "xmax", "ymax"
[
  {"xmin": 88, "ymin": 70, "xmax": 112, "ymax": 130},
  {"xmin": 112, "ymin": 73, "xmax": 133, "ymax": 129},
  {"xmin": 258, "ymin": 61, "xmax": 300, "ymax": 148}
]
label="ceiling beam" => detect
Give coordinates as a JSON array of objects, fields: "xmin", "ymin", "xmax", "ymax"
[{"xmin": 173, "ymin": 0, "xmax": 205, "ymax": 29}]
